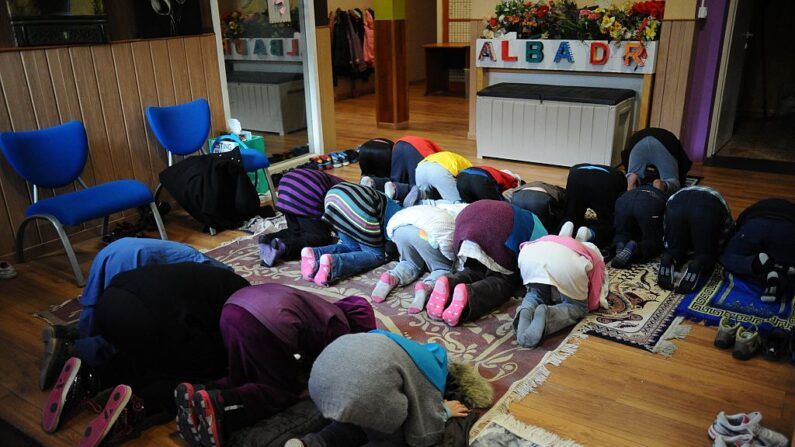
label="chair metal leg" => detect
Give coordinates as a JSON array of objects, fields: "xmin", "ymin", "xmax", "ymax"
[
  {"xmin": 154, "ymin": 183, "xmax": 164, "ymax": 205},
  {"xmin": 148, "ymin": 202, "xmax": 168, "ymax": 241},
  {"xmin": 101, "ymin": 216, "xmax": 109, "ymax": 236},
  {"xmin": 18, "ymin": 214, "xmax": 85, "ymax": 286}
]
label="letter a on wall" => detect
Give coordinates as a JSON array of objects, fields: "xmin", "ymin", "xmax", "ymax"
[
  {"xmin": 478, "ymin": 41, "xmax": 497, "ymax": 61},
  {"xmin": 553, "ymin": 41, "xmax": 574, "ymax": 63}
]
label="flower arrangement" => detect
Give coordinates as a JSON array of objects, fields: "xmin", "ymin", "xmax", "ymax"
[
  {"xmin": 221, "ymin": 8, "xmax": 301, "ymax": 39},
  {"xmin": 483, "ymin": 0, "xmax": 664, "ymax": 42},
  {"xmin": 222, "ymin": 10, "xmax": 246, "ymax": 39}
]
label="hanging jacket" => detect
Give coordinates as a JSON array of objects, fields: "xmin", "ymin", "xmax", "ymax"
[
  {"xmin": 331, "ymin": 10, "xmax": 353, "ymax": 76},
  {"xmin": 363, "ymin": 9, "xmax": 375, "ymax": 64},
  {"xmin": 344, "ymin": 9, "xmax": 367, "ymax": 73},
  {"xmin": 159, "ymin": 148, "xmax": 260, "ymax": 230}
]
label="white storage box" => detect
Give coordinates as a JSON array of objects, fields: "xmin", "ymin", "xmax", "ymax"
[
  {"xmin": 476, "ymin": 83, "xmax": 635, "ymax": 167},
  {"xmin": 227, "ymin": 71, "xmax": 307, "ymax": 136}
]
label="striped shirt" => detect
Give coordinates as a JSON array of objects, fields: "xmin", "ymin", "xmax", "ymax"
[
  {"xmin": 276, "ymin": 169, "xmax": 343, "ymax": 218},
  {"xmin": 323, "ymin": 182, "xmax": 387, "ymax": 247}
]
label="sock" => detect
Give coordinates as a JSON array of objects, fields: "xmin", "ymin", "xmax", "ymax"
[
  {"xmin": 520, "ymin": 304, "xmax": 548, "ymax": 348},
  {"xmin": 384, "ymin": 182, "xmax": 397, "ymax": 199},
  {"xmin": 612, "ymin": 241, "xmax": 637, "ymax": 268},
  {"xmin": 409, "ymin": 282, "xmax": 432, "ymax": 314},
  {"xmin": 371, "ymin": 272, "xmax": 398, "ymax": 303},
  {"xmin": 559, "ymin": 221, "xmax": 574, "ymax": 238},
  {"xmin": 761, "ymin": 271, "xmax": 780, "ymax": 303},
  {"xmin": 359, "ymin": 176, "xmax": 375, "ymax": 188},
  {"xmin": 575, "ymin": 226, "xmax": 594, "ymax": 243},
  {"xmin": 752, "ymin": 253, "xmax": 771, "ymax": 274}
]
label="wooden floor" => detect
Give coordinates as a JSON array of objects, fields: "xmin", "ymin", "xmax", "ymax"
[{"xmin": 1, "ymin": 83, "xmax": 794, "ymax": 446}]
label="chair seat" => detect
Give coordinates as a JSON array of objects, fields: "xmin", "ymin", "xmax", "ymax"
[
  {"xmin": 240, "ymin": 148, "xmax": 270, "ymax": 171},
  {"xmin": 26, "ymin": 180, "xmax": 154, "ymax": 226}
]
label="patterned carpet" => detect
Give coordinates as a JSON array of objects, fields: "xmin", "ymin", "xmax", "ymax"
[{"xmin": 581, "ymin": 261, "xmax": 690, "ymax": 356}]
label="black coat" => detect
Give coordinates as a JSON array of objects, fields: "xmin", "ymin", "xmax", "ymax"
[{"xmin": 160, "ymin": 148, "xmax": 260, "ymax": 230}]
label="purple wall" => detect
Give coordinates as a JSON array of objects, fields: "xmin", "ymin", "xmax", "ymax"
[{"xmin": 680, "ymin": 0, "xmax": 730, "ymax": 161}]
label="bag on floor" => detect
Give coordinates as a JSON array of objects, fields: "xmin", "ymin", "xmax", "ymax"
[
  {"xmin": 159, "ymin": 148, "xmax": 259, "ymax": 231},
  {"xmin": 358, "ymin": 138, "xmax": 393, "ymax": 178}
]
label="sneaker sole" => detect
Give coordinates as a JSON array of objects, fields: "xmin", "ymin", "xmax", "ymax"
[
  {"xmin": 194, "ymin": 391, "xmax": 222, "ymax": 447},
  {"xmin": 175, "ymin": 384, "xmax": 202, "ymax": 447},
  {"xmin": 42, "ymin": 357, "xmax": 81, "ymax": 433},
  {"xmin": 78, "ymin": 384, "xmax": 132, "ymax": 447}
]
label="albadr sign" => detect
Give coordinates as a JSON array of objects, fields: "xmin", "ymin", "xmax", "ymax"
[{"xmin": 475, "ymin": 38, "xmax": 657, "ymax": 74}]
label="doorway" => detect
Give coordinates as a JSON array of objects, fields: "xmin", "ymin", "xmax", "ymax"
[{"xmin": 708, "ymin": 0, "xmax": 795, "ymax": 167}]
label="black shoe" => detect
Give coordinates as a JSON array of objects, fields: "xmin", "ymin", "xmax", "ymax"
[
  {"xmin": 194, "ymin": 389, "xmax": 225, "ymax": 447},
  {"xmin": 675, "ymin": 260, "xmax": 704, "ymax": 293},
  {"xmin": 658, "ymin": 254, "xmax": 675, "ymax": 291},
  {"xmin": 762, "ymin": 330, "xmax": 789, "ymax": 361},
  {"xmin": 41, "ymin": 325, "xmax": 76, "ymax": 390}
]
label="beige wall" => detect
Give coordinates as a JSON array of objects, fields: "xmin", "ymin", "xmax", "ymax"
[
  {"xmin": 328, "ymin": 0, "xmax": 374, "ymax": 11},
  {"xmin": 406, "ymin": 0, "xmax": 437, "ymax": 82}
]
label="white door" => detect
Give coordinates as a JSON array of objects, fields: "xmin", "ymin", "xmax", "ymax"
[{"xmin": 710, "ymin": 0, "xmax": 754, "ymax": 155}]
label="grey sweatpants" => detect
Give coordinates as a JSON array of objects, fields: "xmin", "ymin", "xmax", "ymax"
[
  {"xmin": 627, "ymin": 136, "xmax": 681, "ymax": 193},
  {"xmin": 513, "ymin": 283, "xmax": 587, "ymax": 348},
  {"xmin": 415, "ymin": 161, "xmax": 462, "ymax": 203},
  {"xmin": 389, "ymin": 225, "xmax": 453, "ymax": 286}
]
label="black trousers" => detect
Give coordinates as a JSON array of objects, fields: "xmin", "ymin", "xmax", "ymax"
[
  {"xmin": 456, "ymin": 170, "xmax": 504, "ymax": 203},
  {"xmin": 613, "ymin": 187, "xmax": 666, "ymax": 261},
  {"xmin": 263, "ymin": 214, "xmax": 336, "ymax": 261},
  {"xmin": 664, "ymin": 190, "xmax": 727, "ymax": 271},
  {"xmin": 445, "ymin": 261, "xmax": 519, "ymax": 323},
  {"xmin": 563, "ymin": 165, "xmax": 627, "ymax": 247}
]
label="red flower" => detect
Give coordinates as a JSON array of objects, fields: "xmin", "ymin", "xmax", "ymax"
[
  {"xmin": 537, "ymin": 5, "xmax": 550, "ymax": 18},
  {"xmin": 631, "ymin": 1, "xmax": 665, "ymax": 19},
  {"xmin": 489, "ymin": 17, "xmax": 498, "ymax": 27}
]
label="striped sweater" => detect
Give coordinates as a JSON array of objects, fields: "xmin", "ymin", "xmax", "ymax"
[
  {"xmin": 276, "ymin": 168, "xmax": 343, "ymax": 218},
  {"xmin": 323, "ymin": 182, "xmax": 388, "ymax": 247}
]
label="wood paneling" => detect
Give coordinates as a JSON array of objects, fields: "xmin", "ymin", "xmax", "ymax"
[
  {"xmin": 650, "ymin": 20, "xmax": 697, "ymax": 137},
  {"xmin": 0, "ymin": 34, "xmax": 226, "ymax": 257},
  {"xmin": 374, "ymin": 19, "xmax": 409, "ymax": 128}
]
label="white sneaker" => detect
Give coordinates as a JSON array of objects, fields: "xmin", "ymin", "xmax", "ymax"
[
  {"xmin": 713, "ymin": 434, "xmax": 757, "ymax": 447},
  {"xmin": 709, "ymin": 412, "xmax": 789, "ymax": 447},
  {"xmin": 559, "ymin": 221, "xmax": 574, "ymax": 238},
  {"xmin": 0, "ymin": 261, "xmax": 17, "ymax": 279}
]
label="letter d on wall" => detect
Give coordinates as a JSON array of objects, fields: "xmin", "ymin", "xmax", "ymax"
[{"xmin": 590, "ymin": 42, "xmax": 609, "ymax": 65}]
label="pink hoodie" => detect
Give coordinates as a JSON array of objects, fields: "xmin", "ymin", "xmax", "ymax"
[
  {"xmin": 520, "ymin": 235, "xmax": 605, "ymax": 311},
  {"xmin": 363, "ymin": 9, "xmax": 375, "ymax": 65}
]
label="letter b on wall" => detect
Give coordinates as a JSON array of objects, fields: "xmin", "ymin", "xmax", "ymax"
[{"xmin": 525, "ymin": 41, "xmax": 544, "ymax": 63}]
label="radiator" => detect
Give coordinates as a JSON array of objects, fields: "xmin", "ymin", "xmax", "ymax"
[
  {"xmin": 476, "ymin": 96, "xmax": 635, "ymax": 167},
  {"xmin": 228, "ymin": 80, "xmax": 307, "ymax": 135}
]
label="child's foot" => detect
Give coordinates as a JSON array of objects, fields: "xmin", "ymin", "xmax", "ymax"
[
  {"xmin": 314, "ymin": 254, "xmax": 333, "ymax": 287},
  {"xmin": 761, "ymin": 270, "xmax": 780, "ymax": 303},
  {"xmin": 426, "ymin": 276, "xmax": 450, "ymax": 320},
  {"xmin": 175, "ymin": 383, "xmax": 204, "ymax": 447},
  {"xmin": 359, "ymin": 176, "xmax": 375, "ymax": 188},
  {"xmin": 524, "ymin": 304, "xmax": 548, "ymax": 348},
  {"xmin": 259, "ymin": 239, "xmax": 287, "ymax": 267},
  {"xmin": 658, "ymin": 254, "xmax": 675, "ymax": 290},
  {"xmin": 193, "ymin": 389, "xmax": 224, "ymax": 447},
  {"xmin": 371, "ymin": 272, "xmax": 398, "ymax": 303},
  {"xmin": 559, "ymin": 221, "xmax": 574, "ymax": 238},
  {"xmin": 442, "ymin": 284, "xmax": 469, "ymax": 326},
  {"xmin": 78, "ymin": 384, "xmax": 132, "ymax": 447},
  {"xmin": 575, "ymin": 226, "xmax": 594, "ymax": 243},
  {"xmin": 611, "ymin": 241, "xmax": 636, "ymax": 269},
  {"xmin": 384, "ymin": 182, "xmax": 397, "ymax": 199},
  {"xmin": 300, "ymin": 248, "xmax": 316, "ymax": 281},
  {"xmin": 676, "ymin": 260, "xmax": 704, "ymax": 293},
  {"xmin": 42, "ymin": 357, "xmax": 83, "ymax": 433},
  {"xmin": 408, "ymin": 282, "xmax": 432, "ymax": 314}
]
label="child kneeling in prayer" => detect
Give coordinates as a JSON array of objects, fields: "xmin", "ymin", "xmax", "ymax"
[
  {"xmin": 301, "ymin": 182, "xmax": 402, "ymax": 286},
  {"xmin": 513, "ymin": 223, "xmax": 609, "ymax": 348}
]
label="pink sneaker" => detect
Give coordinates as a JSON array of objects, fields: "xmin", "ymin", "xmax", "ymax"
[
  {"xmin": 426, "ymin": 276, "xmax": 450, "ymax": 320},
  {"xmin": 42, "ymin": 357, "xmax": 81, "ymax": 433},
  {"xmin": 300, "ymin": 248, "xmax": 316, "ymax": 281},
  {"xmin": 314, "ymin": 254, "xmax": 333, "ymax": 287},
  {"xmin": 78, "ymin": 384, "xmax": 132, "ymax": 447},
  {"xmin": 443, "ymin": 283, "xmax": 469, "ymax": 326}
]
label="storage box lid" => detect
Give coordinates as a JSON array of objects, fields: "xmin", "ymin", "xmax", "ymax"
[{"xmin": 477, "ymin": 83, "xmax": 635, "ymax": 105}]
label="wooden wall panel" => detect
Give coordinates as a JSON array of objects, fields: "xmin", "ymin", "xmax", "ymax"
[
  {"xmin": 0, "ymin": 34, "xmax": 226, "ymax": 258},
  {"xmin": 649, "ymin": 21, "xmax": 697, "ymax": 137}
]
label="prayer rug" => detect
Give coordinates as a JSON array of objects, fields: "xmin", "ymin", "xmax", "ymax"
[
  {"xmin": 677, "ymin": 266, "xmax": 795, "ymax": 332},
  {"xmin": 581, "ymin": 261, "xmax": 690, "ymax": 356},
  {"xmin": 203, "ymin": 235, "xmax": 575, "ymax": 404}
]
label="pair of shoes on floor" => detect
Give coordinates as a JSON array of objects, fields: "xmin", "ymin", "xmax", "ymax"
[
  {"xmin": 300, "ymin": 248, "xmax": 332, "ymax": 287},
  {"xmin": 714, "ymin": 318, "xmax": 762, "ymax": 361},
  {"xmin": 42, "ymin": 357, "xmax": 146, "ymax": 446},
  {"xmin": 425, "ymin": 277, "xmax": 469, "ymax": 326},
  {"xmin": 709, "ymin": 411, "xmax": 789, "ymax": 447},
  {"xmin": 175, "ymin": 383, "xmax": 226, "ymax": 447},
  {"xmin": 328, "ymin": 151, "xmax": 350, "ymax": 168},
  {"xmin": 657, "ymin": 255, "xmax": 706, "ymax": 293},
  {"xmin": 0, "ymin": 261, "xmax": 17, "ymax": 279},
  {"xmin": 715, "ymin": 318, "xmax": 795, "ymax": 362}
]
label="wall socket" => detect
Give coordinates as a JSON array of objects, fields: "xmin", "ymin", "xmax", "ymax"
[{"xmin": 698, "ymin": 5, "xmax": 708, "ymax": 19}]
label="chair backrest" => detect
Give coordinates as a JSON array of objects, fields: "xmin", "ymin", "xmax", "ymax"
[
  {"xmin": 0, "ymin": 121, "xmax": 88, "ymax": 188},
  {"xmin": 146, "ymin": 98, "xmax": 211, "ymax": 157}
]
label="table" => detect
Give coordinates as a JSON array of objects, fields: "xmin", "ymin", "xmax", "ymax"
[{"xmin": 423, "ymin": 43, "xmax": 470, "ymax": 96}]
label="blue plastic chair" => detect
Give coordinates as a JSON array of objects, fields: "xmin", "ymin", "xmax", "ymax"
[
  {"xmin": 0, "ymin": 121, "xmax": 167, "ymax": 286},
  {"xmin": 146, "ymin": 99, "xmax": 276, "ymax": 203}
]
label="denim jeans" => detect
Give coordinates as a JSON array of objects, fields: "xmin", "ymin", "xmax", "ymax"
[
  {"xmin": 627, "ymin": 136, "xmax": 681, "ymax": 193},
  {"xmin": 415, "ymin": 161, "xmax": 462, "ymax": 203},
  {"xmin": 514, "ymin": 283, "xmax": 588, "ymax": 348},
  {"xmin": 311, "ymin": 233, "xmax": 386, "ymax": 283},
  {"xmin": 389, "ymin": 225, "xmax": 453, "ymax": 286}
]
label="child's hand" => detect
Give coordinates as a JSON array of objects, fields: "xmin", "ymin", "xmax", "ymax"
[{"xmin": 443, "ymin": 400, "xmax": 470, "ymax": 418}]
